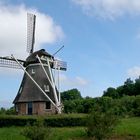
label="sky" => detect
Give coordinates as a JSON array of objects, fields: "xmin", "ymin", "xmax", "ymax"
[{"xmin": 1, "ymin": 0, "xmax": 140, "ymax": 108}]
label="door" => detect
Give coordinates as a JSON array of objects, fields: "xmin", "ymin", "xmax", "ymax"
[{"xmin": 27, "ymin": 102, "xmax": 32, "ymax": 115}]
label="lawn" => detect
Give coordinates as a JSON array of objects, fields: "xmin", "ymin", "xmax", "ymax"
[
  {"xmin": 114, "ymin": 117, "xmax": 140, "ymax": 139},
  {"xmin": 0, "ymin": 117, "xmax": 139, "ymax": 140}
]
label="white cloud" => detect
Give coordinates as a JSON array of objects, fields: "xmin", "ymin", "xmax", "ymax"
[
  {"xmin": 127, "ymin": 66, "xmax": 140, "ymax": 78},
  {"xmin": 60, "ymin": 74, "xmax": 88, "ymax": 87},
  {"xmin": 71, "ymin": 0, "xmax": 140, "ymax": 20},
  {"xmin": 0, "ymin": 3, "xmax": 64, "ymax": 60}
]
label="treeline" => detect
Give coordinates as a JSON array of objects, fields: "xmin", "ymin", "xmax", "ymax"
[
  {"xmin": 0, "ymin": 107, "xmax": 16, "ymax": 115},
  {"xmin": 1, "ymin": 76, "xmax": 140, "ymax": 117},
  {"xmin": 61, "ymin": 88, "xmax": 140, "ymax": 117},
  {"xmin": 103, "ymin": 77, "xmax": 140, "ymax": 98}
]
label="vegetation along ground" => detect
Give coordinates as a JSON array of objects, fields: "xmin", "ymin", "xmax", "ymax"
[{"xmin": 0, "ymin": 117, "xmax": 139, "ymax": 140}]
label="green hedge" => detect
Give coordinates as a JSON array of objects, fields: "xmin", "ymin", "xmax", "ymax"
[{"xmin": 0, "ymin": 115, "xmax": 86, "ymax": 127}]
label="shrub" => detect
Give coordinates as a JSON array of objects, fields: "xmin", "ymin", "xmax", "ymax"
[
  {"xmin": 21, "ymin": 119, "xmax": 52, "ymax": 140},
  {"xmin": 0, "ymin": 114, "xmax": 86, "ymax": 127},
  {"xmin": 86, "ymin": 107, "xmax": 118, "ymax": 140}
]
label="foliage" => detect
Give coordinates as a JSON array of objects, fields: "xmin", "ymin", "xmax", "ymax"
[
  {"xmin": 103, "ymin": 87, "xmax": 119, "ymax": 99},
  {"xmin": 86, "ymin": 107, "xmax": 119, "ymax": 140},
  {"xmin": 0, "ymin": 127, "xmax": 27, "ymax": 140},
  {"xmin": 0, "ymin": 114, "xmax": 86, "ymax": 127},
  {"xmin": 63, "ymin": 95, "xmax": 140, "ymax": 117},
  {"xmin": 0, "ymin": 118, "xmax": 140, "ymax": 140},
  {"xmin": 0, "ymin": 107, "xmax": 16, "ymax": 115},
  {"xmin": 103, "ymin": 77, "xmax": 140, "ymax": 98},
  {"xmin": 0, "ymin": 115, "xmax": 36, "ymax": 127},
  {"xmin": 115, "ymin": 117, "xmax": 140, "ymax": 139},
  {"xmin": 21, "ymin": 119, "xmax": 52, "ymax": 140},
  {"xmin": 61, "ymin": 88, "xmax": 82, "ymax": 101},
  {"xmin": 133, "ymin": 95, "xmax": 140, "ymax": 116}
]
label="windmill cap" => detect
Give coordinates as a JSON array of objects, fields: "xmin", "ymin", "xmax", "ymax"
[{"xmin": 24, "ymin": 49, "xmax": 54, "ymax": 67}]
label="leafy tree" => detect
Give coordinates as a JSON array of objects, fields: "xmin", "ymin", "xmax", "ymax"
[
  {"xmin": 134, "ymin": 77, "xmax": 140, "ymax": 96},
  {"xmin": 0, "ymin": 107, "xmax": 16, "ymax": 115},
  {"xmin": 63, "ymin": 100, "xmax": 77, "ymax": 113},
  {"xmin": 61, "ymin": 88, "xmax": 82, "ymax": 101},
  {"xmin": 103, "ymin": 87, "xmax": 119, "ymax": 99},
  {"xmin": 0, "ymin": 107, "xmax": 6, "ymax": 115},
  {"xmin": 120, "ymin": 96, "xmax": 135, "ymax": 116},
  {"xmin": 123, "ymin": 78, "xmax": 135, "ymax": 96},
  {"xmin": 6, "ymin": 107, "xmax": 16, "ymax": 115}
]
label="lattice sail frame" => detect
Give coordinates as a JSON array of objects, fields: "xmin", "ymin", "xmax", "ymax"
[
  {"xmin": 53, "ymin": 60, "xmax": 67, "ymax": 71},
  {"xmin": 0, "ymin": 57, "xmax": 24, "ymax": 69},
  {"xmin": 27, "ymin": 13, "xmax": 36, "ymax": 54}
]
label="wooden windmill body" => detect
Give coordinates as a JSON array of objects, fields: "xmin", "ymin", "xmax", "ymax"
[{"xmin": 0, "ymin": 13, "xmax": 67, "ymax": 115}]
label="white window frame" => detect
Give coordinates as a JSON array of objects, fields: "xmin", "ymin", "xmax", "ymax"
[
  {"xmin": 31, "ymin": 68, "xmax": 35, "ymax": 74},
  {"xmin": 44, "ymin": 85, "xmax": 50, "ymax": 92}
]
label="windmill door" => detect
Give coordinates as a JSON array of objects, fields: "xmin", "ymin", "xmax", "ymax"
[{"xmin": 27, "ymin": 102, "xmax": 33, "ymax": 115}]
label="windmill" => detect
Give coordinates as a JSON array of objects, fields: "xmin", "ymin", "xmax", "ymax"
[{"xmin": 0, "ymin": 13, "xmax": 67, "ymax": 115}]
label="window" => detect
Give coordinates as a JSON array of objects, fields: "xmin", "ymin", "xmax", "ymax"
[
  {"xmin": 31, "ymin": 69, "xmax": 35, "ymax": 74},
  {"xmin": 44, "ymin": 85, "xmax": 50, "ymax": 92},
  {"xmin": 46, "ymin": 101, "xmax": 51, "ymax": 109}
]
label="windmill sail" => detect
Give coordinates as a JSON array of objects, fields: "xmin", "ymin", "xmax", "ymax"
[
  {"xmin": 27, "ymin": 13, "xmax": 36, "ymax": 54},
  {"xmin": 0, "ymin": 57, "xmax": 24, "ymax": 69},
  {"xmin": 53, "ymin": 60, "xmax": 67, "ymax": 71}
]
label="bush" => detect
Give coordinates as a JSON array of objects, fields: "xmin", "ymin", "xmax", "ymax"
[
  {"xmin": 44, "ymin": 116, "xmax": 86, "ymax": 127},
  {"xmin": 0, "ymin": 114, "xmax": 86, "ymax": 127},
  {"xmin": 21, "ymin": 119, "xmax": 52, "ymax": 140},
  {"xmin": 86, "ymin": 107, "xmax": 118, "ymax": 140},
  {"xmin": 0, "ymin": 116, "xmax": 36, "ymax": 127}
]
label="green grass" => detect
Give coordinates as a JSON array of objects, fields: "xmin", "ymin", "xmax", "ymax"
[
  {"xmin": 50, "ymin": 127, "xmax": 86, "ymax": 140},
  {"xmin": 0, "ymin": 127, "xmax": 27, "ymax": 140},
  {"xmin": 0, "ymin": 117, "xmax": 139, "ymax": 140},
  {"xmin": 114, "ymin": 117, "xmax": 140, "ymax": 139}
]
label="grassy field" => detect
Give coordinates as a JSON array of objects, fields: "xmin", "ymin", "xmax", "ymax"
[{"xmin": 0, "ymin": 117, "xmax": 139, "ymax": 140}]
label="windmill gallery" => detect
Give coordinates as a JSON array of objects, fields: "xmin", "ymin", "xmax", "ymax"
[{"xmin": 0, "ymin": 13, "xmax": 67, "ymax": 115}]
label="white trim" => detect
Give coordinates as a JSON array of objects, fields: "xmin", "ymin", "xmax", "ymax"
[{"xmin": 26, "ymin": 63, "xmax": 48, "ymax": 68}]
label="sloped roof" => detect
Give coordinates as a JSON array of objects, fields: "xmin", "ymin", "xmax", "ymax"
[{"xmin": 13, "ymin": 64, "xmax": 58, "ymax": 103}]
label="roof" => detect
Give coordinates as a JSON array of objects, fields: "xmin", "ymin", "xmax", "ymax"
[
  {"xmin": 13, "ymin": 64, "xmax": 58, "ymax": 103},
  {"xmin": 24, "ymin": 49, "xmax": 54, "ymax": 67}
]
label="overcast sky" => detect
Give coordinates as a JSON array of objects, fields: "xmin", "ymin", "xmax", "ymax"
[{"xmin": 1, "ymin": 0, "xmax": 140, "ymax": 108}]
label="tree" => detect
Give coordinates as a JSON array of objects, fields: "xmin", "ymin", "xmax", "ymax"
[
  {"xmin": 123, "ymin": 78, "xmax": 135, "ymax": 96},
  {"xmin": 61, "ymin": 88, "xmax": 82, "ymax": 101},
  {"xmin": 0, "ymin": 107, "xmax": 6, "ymax": 115},
  {"xmin": 116, "ymin": 85, "xmax": 125, "ymax": 97},
  {"xmin": 103, "ymin": 87, "xmax": 119, "ymax": 99},
  {"xmin": 134, "ymin": 77, "xmax": 140, "ymax": 96}
]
